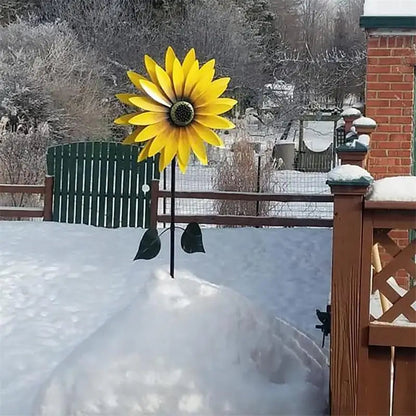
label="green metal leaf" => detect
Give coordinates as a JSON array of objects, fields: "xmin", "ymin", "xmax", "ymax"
[
  {"xmin": 181, "ymin": 222, "xmax": 205, "ymax": 254},
  {"xmin": 134, "ymin": 228, "xmax": 161, "ymax": 260}
]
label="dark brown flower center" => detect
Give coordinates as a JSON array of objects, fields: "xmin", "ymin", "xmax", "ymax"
[{"xmin": 170, "ymin": 101, "xmax": 194, "ymax": 127}]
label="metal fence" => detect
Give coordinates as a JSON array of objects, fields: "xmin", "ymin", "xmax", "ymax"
[{"xmin": 159, "ymin": 159, "xmax": 333, "ymax": 223}]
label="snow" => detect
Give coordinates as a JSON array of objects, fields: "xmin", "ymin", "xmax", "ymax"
[
  {"xmin": 357, "ymin": 134, "xmax": 370, "ymax": 147},
  {"xmin": 340, "ymin": 108, "xmax": 361, "ymax": 118},
  {"xmin": 0, "ymin": 222, "xmax": 331, "ymax": 415},
  {"xmin": 301, "ymin": 121, "xmax": 333, "ymax": 152},
  {"xmin": 363, "ymin": 0, "xmax": 416, "ymax": 16},
  {"xmin": 327, "ymin": 164, "xmax": 373, "ymax": 183},
  {"xmin": 34, "ymin": 270, "xmax": 326, "ymax": 416},
  {"xmin": 352, "ymin": 116, "xmax": 377, "ymax": 128},
  {"xmin": 367, "ymin": 176, "xmax": 416, "ymax": 201}
]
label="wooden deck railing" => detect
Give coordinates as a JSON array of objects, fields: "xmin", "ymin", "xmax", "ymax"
[
  {"xmin": 149, "ymin": 179, "xmax": 334, "ymax": 228},
  {"xmin": 0, "ymin": 176, "xmax": 53, "ymax": 220},
  {"xmin": 329, "ymin": 180, "xmax": 416, "ymax": 415}
]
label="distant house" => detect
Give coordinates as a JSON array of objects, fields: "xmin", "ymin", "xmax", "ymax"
[
  {"xmin": 261, "ymin": 81, "xmax": 294, "ymax": 110},
  {"xmin": 360, "ymin": 0, "xmax": 416, "ymax": 178}
]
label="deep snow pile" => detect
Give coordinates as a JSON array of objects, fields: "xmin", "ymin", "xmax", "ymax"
[
  {"xmin": 0, "ymin": 222, "xmax": 331, "ymax": 415},
  {"xmin": 34, "ymin": 270, "xmax": 327, "ymax": 415}
]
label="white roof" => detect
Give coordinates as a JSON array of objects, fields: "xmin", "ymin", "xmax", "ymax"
[{"xmin": 363, "ymin": 0, "xmax": 416, "ymax": 16}]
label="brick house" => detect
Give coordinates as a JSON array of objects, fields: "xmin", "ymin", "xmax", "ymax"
[{"xmin": 360, "ymin": 0, "xmax": 416, "ymax": 181}]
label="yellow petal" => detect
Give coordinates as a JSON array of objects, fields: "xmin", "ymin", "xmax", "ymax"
[
  {"xmin": 186, "ymin": 127, "xmax": 207, "ymax": 164},
  {"xmin": 196, "ymin": 98, "xmax": 237, "ymax": 115},
  {"xmin": 172, "ymin": 58, "xmax": 185, "ymax": 98},
  {"xmin": 122, "ymin": 127, "xmax": 143, "ymax": 144},
  {"xmin": 190, "ymin": 59, "xmax": 215, "ymax": 101},
  {"xmin": 158, "ymin": 149, "xmax": 165, "ymax": 171},
  {"xmin": 182, "ymin": 48, "xmax": 196, "ymax": 77},
  {"xmin": 114, "ymin": 112, "xmax": 141, "ymax": 125},
  {"xmin": 160, "ymin": 129, "xmax": 179, "ymax": 171},
  {"xmin": 177, "ymin": 129, "xmax": 190, "ymax": 173},
  {"xmin": 139, "ymin": 79, "xmax": 172, "ymax": 107},
  {"xmin": 144, "ymin": 55, "xmax": 158, "ymax": 84},
  {"xmin": 189, "ymin": 123, "xmax": 224, "ymax": 147},
  {"xmin": 165, "ymin": 46, "xmax": 177, "ymax": 78},
  {"xmin": 128, "ymin": 111, "xmax": 168, "ymax": 126},
  {"xmin": 129, "ymin": 96, "xmax": 168, "ymax": 112},
  {"xmin": 127, "ymin": 71, "xmax": 146, "ymax": 92},
  {"xmin": 148, "ymin": 129, "xmax": 174, "ymax": 157},
  {"xmin": 195, "ymin": 115, "xmax": 235, "ymax": 130},
  {"xmin": 137, "ymin": 140, "xmax": 153, "ymax": 162},
  {"xmin": 194, "ymin": 77, "xmax": 230, "ymax": 107},
  {"xmin": 135, "ymin": 120, "xmax": 170, "ymax": 142},
  {"xmin": 183, "ymin": 60, "xmax": 200, "ymax": 98},
  {"xmin": 155, "ymin": 64, "xmax": 176, "ymax": 102},
  {"xmin": 196, "ymin": 97, "xmax": 237, "ymax": 109},
  {"xmin": 116, "ymin": 93, "xmax": 140, "ymax": 105}
]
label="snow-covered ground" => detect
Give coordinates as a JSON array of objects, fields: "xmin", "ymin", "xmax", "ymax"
[{"xmin": 1, "ymin": 221, "xmax": 331, "ymax": 415}]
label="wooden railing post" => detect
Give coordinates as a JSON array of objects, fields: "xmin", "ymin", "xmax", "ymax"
[
  {"xmin": 150, "ymin": 179, "xmax": 160, "ymax": 229},
  {"xmin": 327, "ymin": 176, "xmax": 372, "ymax": 415},
  {"xmin": 43, "ymin": 175, "xmax": 54, "ymax": 221}
]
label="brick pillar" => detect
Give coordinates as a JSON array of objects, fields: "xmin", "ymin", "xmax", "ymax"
[
  {"xmin": 365, "ymin": 35, "xmax": 415, "ymax": 286},
  {"xmin": 365, "ymin": 35, "xmax": 415, "ymax": 179}
]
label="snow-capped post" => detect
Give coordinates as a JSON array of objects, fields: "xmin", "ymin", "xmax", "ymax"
[
  {"xmin": 336, "ymin": 116, "xmax": 377, "ymax": 168},
  {"xmin": 326, "ymin": 165, "xmax": 373, "ymax": 416},
  {"xmin": 114, "ymin": 47, "xmax": 237, "ymax": 278},
  {"xmin": 341, "ymin": 107, "xmax": 361, "ymax": 133}
]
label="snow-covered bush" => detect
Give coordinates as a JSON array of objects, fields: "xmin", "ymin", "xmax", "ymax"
[{"xmin": 0, "ymin": 20, "xmax": 112, "ymax": 142}]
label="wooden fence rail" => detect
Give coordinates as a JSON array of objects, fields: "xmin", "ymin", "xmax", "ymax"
[
  {"xmin": 149, "ymin": 179, "xmax": 333, "ymax": 228},
  {"xmin": 0, "ymin": 176, "xmax": 53, "ymax": 220}
]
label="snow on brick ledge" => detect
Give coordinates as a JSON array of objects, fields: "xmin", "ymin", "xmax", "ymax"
[
  {"xmin": 341, "ymin": 108, "xmax": 361, "ymax": 118},
  {"xmin": 327, "ymin": 164, "xmax": 373, "ymax": 183},
  {"xmin": 363, "ymin": 0, "xmax": 416, "ymax": 16},
  {"xmin": 366, "ymin": 176, "xmax": 416, "ymax": 201}
]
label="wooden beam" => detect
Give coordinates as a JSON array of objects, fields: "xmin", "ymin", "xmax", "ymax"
[
  {"xmin": 369, "ymin": 324, "xmax": 416, "ymax": 348},
  {"xmin": 0, "ymin": 184, "xmax": 46, "ymax": 194},
  {"xmin": 157, "ymin": 189, "xmax": 334, "ymax": 203},
  {"xmin": 156, "ymin": 214, "xmax": 333, "ymax": 228},
  {"xmin": 43, "ymin": 176, "xmax": 53, "ymax": 221},
  {"xmin": 371, "ymin": 210, "xmax": 416, "ymax": 230},
  {"xmin": 0, "ymin": 207, "xmax": 44, "ymax": 217},
  {"xmin": 393, "ymin": 347, "xmax": 416, "ymax": 416},
  {"xmin": 328, "ymin": 186, "xmax": 368, "ymax": 415},
  {"xmin": 365, "ymin": 201, "xmax": 416, "ymax": 211}
]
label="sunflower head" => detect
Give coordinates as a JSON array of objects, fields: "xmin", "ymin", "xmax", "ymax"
[{"xmin": 114, "ymin": 46, "xmax": 237, "ymax": 173}]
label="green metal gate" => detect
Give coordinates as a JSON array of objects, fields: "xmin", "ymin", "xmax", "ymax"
[{"xmin": 46, "ymin": 142, "xmax": 159, "ymax": 228}]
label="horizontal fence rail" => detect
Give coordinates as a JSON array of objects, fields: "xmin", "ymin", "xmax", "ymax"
[
  {"xmin": 0, "ymin": 176, "xmax": 53, "ymax": 220},
  {"xmin": 150, "ymin": 180, "xmax": 333, "ymax": 228}
]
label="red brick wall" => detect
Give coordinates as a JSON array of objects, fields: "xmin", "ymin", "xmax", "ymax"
[
  {"xmin": 365, "ymin": 35, "xmax": 415, "ymax": 179},
  {"xmin": 365, "ymin": 35, "xmax": 415, "ymax": 287}
]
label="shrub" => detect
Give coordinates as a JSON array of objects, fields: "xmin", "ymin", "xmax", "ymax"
[
  {"xmin": 0, "ymin": 20, "xmax": 113, "ymax": 142},
  {"xmin": 213, "ymin": 138, "xmax": 273, "ymax": 218},
  {"xmin": 0, "ymin": 125, "xmax": 52, "ymax": 207}
]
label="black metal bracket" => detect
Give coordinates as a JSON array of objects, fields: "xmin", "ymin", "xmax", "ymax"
[{"xmin": 315, "ymin": 305, "xmax": 331, "ymax": 348}]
